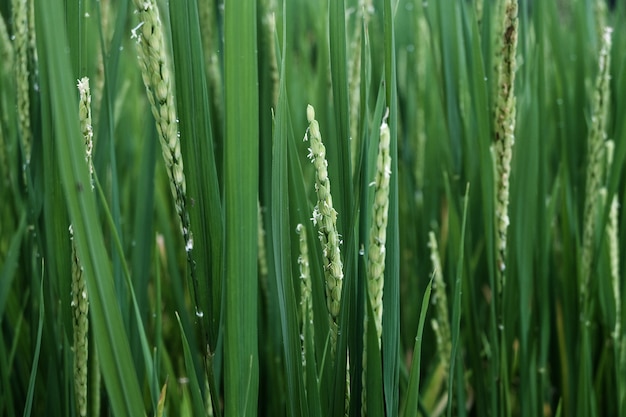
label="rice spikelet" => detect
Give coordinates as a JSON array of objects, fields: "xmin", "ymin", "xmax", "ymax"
[
  {"xmin": 305, "ymin": 104, "xmax": 344, "ymax": 354},
  {"xmin": 580, "ymin": 26, "xmax": 612, "ymax": 309},
  {"xmin": 77, "ymin": 77, "xmax": 94, "ymax": 188},
  {"xmin": 70, "ymin": 227, "xmax": 89, "ymax": 417},
  {"xmin": 492, "ymin": 0, "xmax": 518, "ymax": 292},
  {"xmin": 132, "ymin": 0, "xmax": 193, "ymax": 255},
  {"xmin": 297, "ymin": 224, "xmax": 313, "ymax": 376},
  {"xmin": 367, "ymin": 109, "xmax": 391, "ymax": 346},
  {"xmin": 428, "ymin": 231, "xmax": 451, "ymax": 382},
  {"xmin": 13, "ymin": 0, "xmax": 32, "ymax": 165}
]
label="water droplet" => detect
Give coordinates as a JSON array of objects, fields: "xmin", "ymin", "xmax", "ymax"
[{"xmin": 195, "ymin": 309, "xmax": 204, "ymax": 318}]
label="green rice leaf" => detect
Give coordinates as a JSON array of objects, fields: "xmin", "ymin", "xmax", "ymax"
[
  {"xmin": 447, "ymin": 184, "xmax": 470, "ymax": 417},
  {"xmin": 35, "ymin": 1, "xmax": 146, "ymax": 415},
  {"xmin": 169, "ymin": 0, "xmax": 224, "ymax": 348},
  {"xmin": 22, "ymin": 278, "xmax": 44, "ymax": 417},
  {"xmin": 270, "ymin": 6, "xmax": 308, "ymax": 412},
  {"xmin": 403, "ymin": 279, "xmax": 433, "ymax": 417},
  {"xmin": 223, "ymin": 1, "xmax": 259, "ymax": 415},
  {"xmin": 175, "ymin": 312, "xmax": 206, "ymax": 417},
  {"xmin": 382, "ymin": 0, "xmax": 401, "ymax": 415}
]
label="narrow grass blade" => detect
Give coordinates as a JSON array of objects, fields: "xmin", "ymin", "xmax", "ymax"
[
  {"xmin": 169, "ymin": 0, "xmax": 224, "ymax": 347},
  {"xmin": 94, "ymin": 174, "xmax": 160, "ymax": 409},
  {"xmin": 403, "ymin": 279, "xmax": 433, "ymax": 417},
  {"xmin": 328, "ymin": 0, "xmax": 353, "ymax": 227},
  {"xmin": 271, "ymin": 5, "xmax": 311, "ymax": 412},
  {"xmin": 223, "ymin": 1, "xmax": 259, "ymax": 415},
  {"xmin": 382, "ymin": 0, "xmax": 401, "ymax": 414},
  {"xmin": 35, "ymin": 1, "xmax": 145, "ymax": 415},
  {"xmin": 271, "ymin": 90, "xmax": 308, "ymax": 417},
  {"xmin": 128, "ymin": 117, "xmax": 156, "ymax": 368},
  {"xmin": 40, "ymin": 76, "xmax": 73, "ymax": 339},
  {"xmin": 22, "ymin": 278, "xmax": 44, "ymax": 417},
  {"xmin": 352, "ymin": 82, "xmax": 386, "ymax": 417},
  {"xmin": 304, "ymin": 314, "xmax": 323, "ymax": 417},
  {"xmin": 155, "ymin": 380, "xmax": 167, "ymax": 417},
  {"xmin": 175, "ymin": 313, "xmax": 206, "ymax": 417},
  {"xmin": 365, "ymin": 293, "xmax": 385, "ymax": 417},
  {"xmin": 447, "ymin": 184, "xmax": 470, "ymax": 416}
]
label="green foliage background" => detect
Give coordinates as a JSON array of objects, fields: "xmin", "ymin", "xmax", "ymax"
[{"xmin": 0, "ymin": 0, "xmax": 625, "ymax": 416}]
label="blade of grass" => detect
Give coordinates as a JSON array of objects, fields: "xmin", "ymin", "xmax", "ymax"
[
  {"xmin": 223, "ymin": 0, "xmax": 259, "ymax": 415},
  {"xmin": 271, "ymin": 2, "xmax": 310, "ymax": 412},
  {"xmin": 175, "ymin": 312, "xmax": 206, "ymax": 416},
  {"xmin": 352, "ymin": 80, "xmax": 386, "ymax": 417},
  {"xmin": 328, "ymin": 0, "xmax": 353, "ymax": 230},
  {"xmin": 93, "ymin": 173, "xmax": 160, "ymax": 409},
  {"xmin": 39, "ymin": 57, "xmax": 73, "ymax": 341},
  {"xmin": 167, "ymin": 2, "xmax": 225, "ymax": 411},
  {"xmin": 510, "ymin": 36, "xmax": 542, "ymax": 416},
  {"xmin": 155, "ymin": 380, "xmax": 167, "ymax": 417},
  {"xmin": 434, "ymin": 1, "xmax": 463, "ymax": 173},
  {"xmin": 457, "ymin": 5, "xmax": 498, "ymax": 414},
  {"xmin": 271, "ymin": 81, "xmax": 308, "ymax": 417},
  {"xmin": 382, "ymin": 0, "xmax": 401, "ymax": 414},
  {"xmin": 128, "ymin": 115, "xmax": 156, "ymax": 374},
  {"xmin": 365, "ymin": 292, "xmax": 385, "ymax": 416},
  {"xmin": 35, "ymin": 1, "xmax": 145, "ymax": 415},
  {"xmin": 92, "ymin": 0, "xmax": 129, "ymax": 173},
  {"xmin": 169, "ymin": 0, "xmax": 224, "ymax": 349},
  {"xmin": 91, "ymin": 2, "xmax": 129, "ymax": 331},
  {"xmin": 330, "ymin": 274, "xmax": 350, "ymax": 417},
  {"xmin": 22, "ymin": 277, "xmax": 44, "ymax": 417},
  {"xmin": 304, "ymin": 312, "xmax": 323, "ymax": 417},
  {"xmin": 403, "ymin": 278, "xmax": 433, "ymax": 417},
  {"xmin": 447, "ymin": 183, "xmax": 469, "ymax": 417}
]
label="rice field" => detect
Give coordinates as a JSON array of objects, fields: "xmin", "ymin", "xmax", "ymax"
[{"xmin": 0, "ymin": 0, "xmax": 625, "ymax": 416}]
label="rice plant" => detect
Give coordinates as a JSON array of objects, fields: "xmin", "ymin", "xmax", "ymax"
[{"xmin": 1, "ymin": 0, "xmax": 625, "ymax": 416}]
